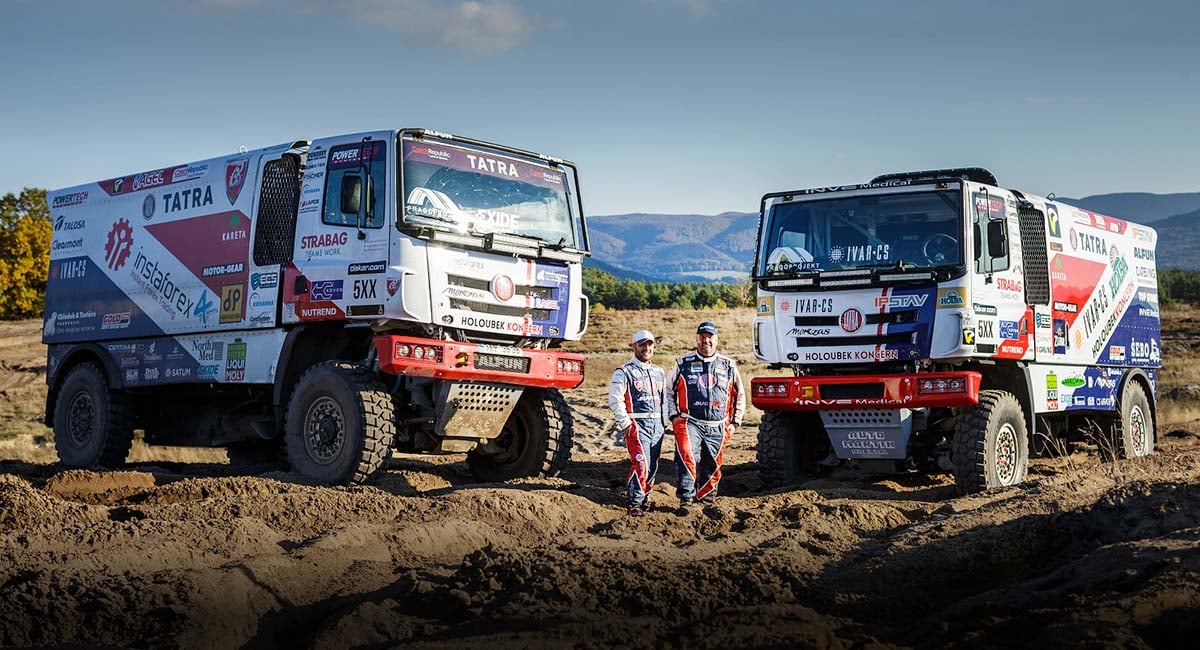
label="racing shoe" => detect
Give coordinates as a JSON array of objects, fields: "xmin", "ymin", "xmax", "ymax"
[
  {"xmin": 627, "ymin": 505, "xmax": 645, "ymax": 518},
  {"xmin": 677, "ymin": 497, "xmax": 695, "ymax": 514}
]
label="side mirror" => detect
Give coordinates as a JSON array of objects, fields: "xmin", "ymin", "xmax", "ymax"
[
  {"xmin": 340, "ymin": 174, "xmax": 362, "ymax": 215},
  {"xmin": 987, "ymin": 220, "xmax": 1008, "ymax": 258}
]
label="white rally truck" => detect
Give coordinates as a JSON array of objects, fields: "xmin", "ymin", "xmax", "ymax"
[
  {"xmin": 43, "ymin": 129, "xmax": 589, "ymax": 485},
  {"xmin": 750, "ymin": 168, "xmax": 1161, "ymax": 493}
]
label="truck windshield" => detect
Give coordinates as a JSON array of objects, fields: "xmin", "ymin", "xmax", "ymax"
[
  {"xmin": 760, "ymin": 190, "xmax": 963, "ymax": 275},
  {"xmin": 401, "ymin": 139, "xmax": 577, "ymax": 248}
]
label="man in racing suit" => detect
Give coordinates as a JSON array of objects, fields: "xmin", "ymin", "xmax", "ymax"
[
  {"xmin": 666, "ymin": 321, "xmax": 745, "ymax": 510},
  {"xmin": 608, "ymin": 329, "xmax": 669, "ymax": 517}
]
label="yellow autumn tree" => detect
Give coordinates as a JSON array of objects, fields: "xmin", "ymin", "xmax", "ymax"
[{"xmin": 0, "ymin": 188, "xmax": 52, "ymax": 319}]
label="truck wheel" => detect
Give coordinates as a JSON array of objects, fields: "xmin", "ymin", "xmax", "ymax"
[
  {"xmin": 757, "ymin": 410, "xmax": 831, "ymax": 488},
  {"xmin": 1114, "ymin": 382, "xmax": 1155, "ymax": 459},
  {"xmin": 467, "ymin": 388, "xmax": 573, "ymax": 482},
  {"xmin": 285, "ymin": 362, "xmax": 396, "ymax": 485},
  {"xmin": 52, "ymin": 362, "xmax": 134, "ymax": 468},
  {"xmin": 952, "ymin": 390, "xmax": 1029, "ymax": 494}
]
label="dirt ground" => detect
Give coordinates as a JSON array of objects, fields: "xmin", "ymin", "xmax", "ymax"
[{"xmin": 3, "ymin": 311, "xmax": 1200, "ymax": 648}]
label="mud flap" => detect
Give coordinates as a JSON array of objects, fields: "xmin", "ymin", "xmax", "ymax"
[{"xmin": 434, "ymin": 381, "xmax": 524, "ymax": 451}]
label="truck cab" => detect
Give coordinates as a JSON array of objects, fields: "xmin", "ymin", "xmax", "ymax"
[
  {"xmin": 43, "ymin": 129, "xmax": 590, "ymax": 485},
  {"xmin": 750, "ymin": 168, "xmax": 1160, "ymax": 493}
]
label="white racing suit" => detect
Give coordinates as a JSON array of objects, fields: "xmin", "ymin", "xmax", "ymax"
[
  {"xmin": 666, "ymin": 351, "xmax": 745, "ymax": 502},
  {"xmin": 608, "ymin": 358, "xmax": 668, "ymax": 508}
]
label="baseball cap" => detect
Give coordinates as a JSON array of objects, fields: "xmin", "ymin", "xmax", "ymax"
[
  {"xmin": 631, "ymin": 329, "xmax": 656, "ymax": 344},
  {"xmin": 697, "ymin": 321, "xmax": 717, "ymax": 335}
]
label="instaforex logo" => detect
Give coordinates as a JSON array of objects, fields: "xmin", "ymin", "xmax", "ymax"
[{"xmin": 130, "ymin": 250, "xmax": 201, "ymax": 320}]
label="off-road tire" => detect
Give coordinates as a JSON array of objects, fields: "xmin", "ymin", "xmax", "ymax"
[
  {"xmin": 952, "ymin": 390, "xmax": 1029, "ymax": 494},
  {"xmin": 757, "ymin": 410, "xmax": 830, "ymax": 489},
  {"xmin": 285, "ymin": 362, "xmax": 396, "ymax": 485},
  {"xmin": 467, "ymin": 388, "xmax": 573, "ymax": 482},
  {"xmin": 52, "ymin": 362, "xmax": 134, "ymax": 468},
  {"xmin": 1113, "ymin": 382, "xmax": 1155, "ymax": 459}
]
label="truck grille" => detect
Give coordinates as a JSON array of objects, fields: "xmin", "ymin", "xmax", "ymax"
[
  {"xmin": 793, "ymin": 311, "xmax": 918, "ymax": 326},
  {"xmin": 474, "ymin": 353, "xmax": 531, "ymax": 374},
  {"xmin": 450, "ymin": 299, "xmax": 550, "ymax": 320},
  {"xmin": 794, "ymin": 332, "xmax": 914, "ymax": 347},
  {"xmin": 447, "ymin": 275, "xmax": 553, "ymax": 299}
]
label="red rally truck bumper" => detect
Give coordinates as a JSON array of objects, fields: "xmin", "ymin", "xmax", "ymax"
[
  {"xmin": 750, "ymin": 371, "xmax": 982, "ymax": 410},
  {"xmin": 373, "ymin": 335, "xmax": 585, "ymax": 389}
]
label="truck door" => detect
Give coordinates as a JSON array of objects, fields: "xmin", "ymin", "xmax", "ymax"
[
  {"xmin": 283, "ymin": 132, "xmax": 392, "ymax": 324},
  {"xmin": 969, "ymin": 187, "xmax": 1033, "ymax": 361},
  {"xmin": 246, "ymin": 151, "xmax": 304, "ymax": 328}
]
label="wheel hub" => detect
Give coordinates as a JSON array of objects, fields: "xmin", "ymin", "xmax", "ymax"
[
  {"xmin": 67, "ymin": 392, "xmax": 96, "ymax": 448},
  {"xmin": 994, "ymin": 423, "xmax": 1018, "ymax": 485},
  {"xmin": 304, "ymin": 396, "xmax": 345, "ymax": 464},
  {"xmin": 1129, "ymin": 405, "xmax": 1148, "ymax": 456}
]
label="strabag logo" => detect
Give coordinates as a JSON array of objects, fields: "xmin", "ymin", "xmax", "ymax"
[{"xmin": 301, "ymin": 232, "xmax": 349, "ymax": 249}]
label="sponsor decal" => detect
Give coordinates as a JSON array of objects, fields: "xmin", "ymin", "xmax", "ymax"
[
  {"xmin": 143, "ymin": 194, "xmax": 155, "ymax": 220},
  {"xmin": 387, "ymin": 278, "xmax": 401, "ymax": 297},
  {"xmin": 299, "ymin": 198, "xmax": 320, "ymax": 213},
  {"xmin": 802, "ymin": 348, "xmax": 900, "ymax": 362},
  {"xmin": 973, "ymin": 303, "xmax": 998, "ymax": 316},
  {"xmin": 162, "ymin": 185, "xmax": 214, "ymax": 214},
  {"xmin": 165, "ymin": 367, "xmax": 192, "ymax": 379},
  {"xmin": 52, "ymin": 237, "xmax": 84, "ymax": 255},
  {"xmin": 1109, "ymin": 345, "xmax": 1126, "ymax": 362},
  {"xmin": 1130, "ymin": 338, "xmax": 1161, "ymax": 364},
  {"xmin": 130, "ymin": 249, "xmax": 201, "ymax": 320},
  {"xmin": 192, "ymin": 339, "xmax": 225, "ymax": 361},
  {"xmin": 444, "ymin": 286, "xmax": 490, "ymax": 301},
  {"xmin": 757, "ymin": 296, "xmax": 774, "ymax": 316},
  {"xmin": 785, "ymin": 327, "xmax": 832, "ymax": 336},
  {"xmin": 202, "ymin": 262, "xmax": 245, "ymax": 277},
  {"xmin": 937, "ymin": 289, "xmax": 965, "ymax": 308},
  {"xmin": 353, "ymin": 279, "xmax": 377, "ymax": 300},
  {"xmin": 536, "ymin": 268, "xmax": 569, "ymax": 284},
  {"xmin": 1061, "ymin": 377, "xmax": 1085, "ymax": 388},
  {"xmin": 996, "ymin": 278, "xmax": 1023, "ymax": 293},
  {"xmin": 1077, "ymin": 231, "xmax": 1107, "ymax": 255},
  {"xmin": 52, "ymin": 191, "xmax": 88, "ymax": 208},
  {"xmin": 977, "ymin": 320, "xmax": 994, "ymax": 340},
  {"xmin": 1053, "ymin": 301, "xmax": 1078, "ymax": 313},
  {"xmin": 793, "ymin": 298, "xmax": 832, "ymax": 314},
  {"xmin": 226, "ymin": 158, "xmax": 250, "ymax": 204},
  {"xmin": 962, "ymin": 328, "xmax": 975, "ymax": 345},
  {"xmin": 299, "ymin": 306, "xmax": 338, "ymax": 318},
  {"xmin": 100, "ymin": 312, "xmax": 131, "ymax": 330},
  {"xmin": 193, "ymin": 290, "xmax": 216, "ymax": 324},
  {"xmin": 133, "ymin": 169, "xmax": 166, "ymax": 192},
  {"xmin": 171, "ymin": 163, "xmax": 209, "ymax": 183},
  {"xmin": 104, "ymin": 219, "xmax": 135, "ymax": 270},
  {"xmin": 1035, "ymin": 313, "xmax": 1051, "ymax": 328},
  {"xmin": 220, "ymin": 283, "xmax": 245, "ymax": 323},
  {"xmin": 467, "ymin": 153, "xmax": 520, "ymax": 178},
  {"xmin": 839, "ymin": 308, "xmax": 863, "ymax": 333},
  {"xmin": 348, "ymin": 260, "xmax": 386, "ymax": 275},
  {"xmin": 251, "ymin": 271, "xmax": 278, "ymax": 290},
  {"xmin": 53, "ymin": 215, "xmax": 85, "ymax": 232},
  {"xmin": 999, "ymin": 320, "xmax": 1020, "ymax": 340},
  {"xmin": 225, "ymin": 338, "xmax": 247, "ymax": 381},
  {"xmin": 310, "ymin": 279, "xmax": 343, "ymax": 301},
  {"xmin": 1049, "ymin": 242, "xmax": 1063, "ymax": 252},
  {"xmin": 875, "ymin": 294, "xmax": 927, "ymax": 309},
  {"xmin": 222, "ymin": 213, "xmax": 249, "ymax": 241},
  {"xmin": 300, "ymin": 231, "xmax": 348, "ymax": 249},
  {"xmin": 1047, "ymin": 204, "xmax": 1060, "ymax": 238},
  {"xmin": 248, "ymin": 291, "xmax": 275, "ymax": 310},
  {"xmin": 53, "ymin": 258, "xmax": 87, "ymax": 281},
  {"xmin": 830, "ymin": 244, "xmax": 889, "ymax": 264},
  {"xmin": 329, "ymin": 142, "xmax": 384, "ymax": 168},
  {"xmin": 1108, "ymin": 256, "xmax": 1128, "ymax": 298}
]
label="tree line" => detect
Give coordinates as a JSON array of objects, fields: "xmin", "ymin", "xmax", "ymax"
[{"xmin": 583, "ymin": 267, "xmax": 754, "ymax": 311}]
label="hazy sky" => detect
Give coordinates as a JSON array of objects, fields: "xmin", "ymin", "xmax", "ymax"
[{"xmin": 2, "ymin": 0, "xmax": 1197, "ymax": 215}]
